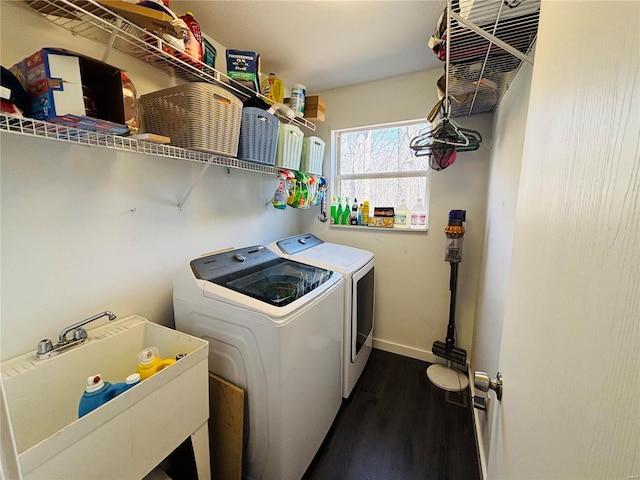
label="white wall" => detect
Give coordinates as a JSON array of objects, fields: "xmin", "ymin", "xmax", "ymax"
[
  {"xmin": 0, "ymin": 2, "xmax": 301, "ymax": 361},
  {"xmin": 470, "ymin": 57, "xmax": 533, "ymax": 472},
  {"xmin": 300, "ymin": 71, "xmax": 493, "ymax": 361}
]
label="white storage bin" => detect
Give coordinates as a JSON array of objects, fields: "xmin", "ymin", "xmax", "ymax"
[
  {"xmin": 275, "ymin": 124, "xmax": 304, "ymax": 170},
  {"xmin": 300, "ymin": 136, "xmax": 325, "ymax": 175}
]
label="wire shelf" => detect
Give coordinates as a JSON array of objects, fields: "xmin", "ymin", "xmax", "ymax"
[
  {"xmin": 444, "ymin": 0, "xmax": 540, "ymax": 117},
  {"xmin": 0, "ymin": 113, "xmax": 278, "ymax": 175},
  {"xmin": 18, "ymin": 0, "xmax": 316, "ymax": 131}
]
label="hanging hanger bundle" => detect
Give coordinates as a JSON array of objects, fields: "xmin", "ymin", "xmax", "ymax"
[{"xmin": 410, "ymin": 97, "xmax": 482, "ymax": 171}]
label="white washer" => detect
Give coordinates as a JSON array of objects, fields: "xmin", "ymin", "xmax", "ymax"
[
  {"xmin": 269, "ymin": 234, "xmax": 375, "ymax": 399},
  {"xmin": 173, "ymin": 245, "xmax": 344, "ymax": 480}
]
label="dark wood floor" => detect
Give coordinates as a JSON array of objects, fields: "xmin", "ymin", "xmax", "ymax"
[{"xmin": 302, "ymin": 349, "xmax": 481, "ymax": 480}]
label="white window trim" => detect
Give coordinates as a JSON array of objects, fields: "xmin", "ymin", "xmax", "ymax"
[{"xmin": 330, "ymin": 119, "xmax": 431, "ymax": 232}]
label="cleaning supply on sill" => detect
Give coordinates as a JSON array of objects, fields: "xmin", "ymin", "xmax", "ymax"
[
  {"xmin": 410, "ymin": 198, "xmax": 427, "ymax": 229},
  {"xmin": 362, "ymin": 200, "xmax": 370, "ymax": 226},
  {"xmin": 357, "ymin": 203, "xmax": 364, "ymax": 225},
  {"xmin": 261, "ymin": 73, "xmax": 284, "ymax": 104},
  {"xmin": 350, "ymin": 198, "xmax": 359, "ymax": 225},
  {"xmin": 394, "ymin": 199, "xmax": 410, "ymax": 229},
  {"xmin": 335, "ymin": 197, "xmax": 343, "ymax": 225},
  {"xmin": 137, "ymin": 346, "xmax": 176, "ymax": 380},
  {"xmin": 78, "ymin": 373, "xmax": 135, "ymax": 417},
  {"xmin": 341, "ymin": 197, "xmax": 350, "ymax": 225},
  {"xmin": 330, "ymin": 197, "xmax": 338, "ymax": 224}
]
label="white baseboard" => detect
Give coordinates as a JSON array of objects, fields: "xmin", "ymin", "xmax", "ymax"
[{"xmin": 372, "ymin": 337, "xmax": 442, "ymax": 364}]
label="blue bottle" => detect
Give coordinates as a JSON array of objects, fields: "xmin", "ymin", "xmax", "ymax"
[{"xmin": 78, "ymin": 373, "xmax": 139, "ymax": 417}]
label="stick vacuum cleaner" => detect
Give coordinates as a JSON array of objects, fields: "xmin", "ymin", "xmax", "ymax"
[{"xmin": 427, "ymin": 210, "xmax": 469, "ymax": 391}]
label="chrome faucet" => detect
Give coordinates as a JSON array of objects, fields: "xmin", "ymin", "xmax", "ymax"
[{"xmin": 37, "ymin": 311, "xmax": 117, "ymax": 360}]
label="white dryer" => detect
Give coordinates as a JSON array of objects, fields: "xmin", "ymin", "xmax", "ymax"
[
  {"xmin": 173, "ymin": 245, "xmax": 344, "ymax": 480},
  {"xmin": 269, "ymin": 234, "xmax": 374, "ymax": 399}
]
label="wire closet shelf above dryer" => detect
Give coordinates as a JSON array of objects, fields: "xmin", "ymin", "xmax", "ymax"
[{"xmin": 433, "ymin": 0, "xmax": 540, "ymax": 117}]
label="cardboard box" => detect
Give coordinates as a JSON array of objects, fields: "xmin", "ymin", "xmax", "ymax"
[
  {"xmin": 11, "ymin": 48, "xmax": 125, "ymax": 131},
  {"xmin": 284, "ymin": 95, "xmax": 326, "ymax": 122},
  {"xmin": 368, "ymin": 216, "xmax": 394, "ymax": 228},
  {"xmin": 226, "ymin": 49, "xmax": 260, "ymax": 93}
]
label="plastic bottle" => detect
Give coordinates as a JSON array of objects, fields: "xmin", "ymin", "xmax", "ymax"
[
  {"xmin": 341, "ymin": 197, "xmax": 350, "ymax": 225},
  {"xmin": 335, "ymin": 197, "xmax": 343, "ymax": 225},
  {"xmin": 362, "ymin": 200, "xmax": 370, "ymax": 226},
  {"xmin": 330, "ymin": 197, "xmax": 338, "ymax": 224},
  {"xmin": 290, "ymin": 83, "xmax": 306, "ymax": 118},
  {"xmin": 179, "ymin": 11, "xmax": 203, "ymax": 63},
  {"xmin": 410, "ymin": 198, "xmax": 427, "ymax": 229},
  {"xmin": 350, "ymin": 198, "xmax": 359, "ymax": 225},
  {"xmin": 394, "ymin": 199, "xmax": 410, "ymax": 229},
  {"xmin": 271, "ymin": 172, "xmax": 288, "ymax": 210},
  {"xmin": 78, "ymin": 373, "xmax": 131, "ymax": 417},
  {"xmin": 261, "ymin": 73, "xmax": 284, "ymax": 104},
  {"xmin": 137, "ymin": 347, "xmax": 176, "ymax": 381},
  {"xmin": 357, "ymin": 203, "xmax": 364, "ymax": 225}
]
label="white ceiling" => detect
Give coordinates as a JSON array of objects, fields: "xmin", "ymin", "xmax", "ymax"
[{"xmin": 173, "ymin": 0, "xmax": 447, "ymax": 94}]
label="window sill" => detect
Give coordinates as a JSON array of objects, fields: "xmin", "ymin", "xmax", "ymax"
[{"xmin": 329, "ymin": 224, "xmax": 428, "ymax": 233}]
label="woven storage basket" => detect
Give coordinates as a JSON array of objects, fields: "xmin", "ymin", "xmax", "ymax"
[
  {"xmin": 300, "ymin": 136, "xmax": 325, "ymax": 175},
  {"xmin": 237, "ymin": 107, "xmax": 280, "ymax": 165},
  {"xmin": 275, "ymin": 124, "xmax": 304, "ymax": 170},
  {"xmin": 140, "ymin": 83, "xmax": 242, "ymax": 156}
]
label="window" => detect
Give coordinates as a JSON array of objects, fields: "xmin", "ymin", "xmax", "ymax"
[{"xmin": 332, "ymin": 119, "xmax": 431, "ymax": 227}]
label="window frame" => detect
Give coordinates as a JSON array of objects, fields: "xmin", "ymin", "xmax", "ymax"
[{"xmin": 331, "ymin": 118, "xmax": 432, "ymax": 230}]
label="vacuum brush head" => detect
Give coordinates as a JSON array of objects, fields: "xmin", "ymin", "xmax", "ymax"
[{"xmin": 432, "ymin": 340, "xmax": 467, "ymax": 366}]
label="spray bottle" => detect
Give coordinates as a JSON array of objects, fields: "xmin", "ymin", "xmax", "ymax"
[{"xmin": 272, "ymin": 171, "xmax": 288, "ymax": 209}]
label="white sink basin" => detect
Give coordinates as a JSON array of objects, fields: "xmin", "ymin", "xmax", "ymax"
[{"xmin": 1, "ymin": 315, "xmax": 210, "ymax": 480}]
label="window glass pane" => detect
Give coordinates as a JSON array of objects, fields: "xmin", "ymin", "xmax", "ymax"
[
  {"xmin": 337, "ymin": 177, "xmax": 428, "ymax": 212},
  {"xmin": 339, "ymin": 123, "xmax": 430, "ymax": 175}
]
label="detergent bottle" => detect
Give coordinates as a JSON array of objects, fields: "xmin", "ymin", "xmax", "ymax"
[
  {"xmin": 78, "ymin": 373, "xmax": 130, "ymax": 417},
  {"xmin": 179, "ymin": 11, "xmax": 203, "ymax": 63},
  {"xmin": 136, "ymin": 347, "xmax": 176, "ymax": 380},
  {"xmin": 261, "ymin": 73, "xmax": 284, "ymax": 104}
]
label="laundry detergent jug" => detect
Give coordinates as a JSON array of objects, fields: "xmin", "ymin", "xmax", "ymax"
[
  {"xmin": 137, "ymin": 347, "xmax": 176, "ymax": 380},
  {"xmin": 78, "ymin": 374, "xmax": 130, "ymax": 417}
]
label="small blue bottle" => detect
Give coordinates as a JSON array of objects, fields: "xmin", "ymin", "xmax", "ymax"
[{"xmin": 78, "ymin": 373, "xmax": 139, "ymax": 417}]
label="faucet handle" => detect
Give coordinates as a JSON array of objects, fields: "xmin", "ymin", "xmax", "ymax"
[
  {"xmin": 37, "ymin": 339, "xmax": 53, "ymax": 355},
  {"xmin": 73, "ymin": 328, "xmax": 88, "ymax": 341}
]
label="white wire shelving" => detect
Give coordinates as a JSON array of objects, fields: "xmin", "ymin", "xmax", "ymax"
[
  {"xmin": 17, "ymin": 0, "xmax": 316, "ymax": 131},
  {"xmin": 0, "ymin": 113, "xmax": 277, "ymax": 175},
  {"xmin": 442, "ymin": 0, "xmax": 540, "ymax": 117}
]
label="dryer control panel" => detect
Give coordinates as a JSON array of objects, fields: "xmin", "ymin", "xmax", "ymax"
[{"xmin": 276, "ymin": 233, "xmax": 324, "ymax": 255}]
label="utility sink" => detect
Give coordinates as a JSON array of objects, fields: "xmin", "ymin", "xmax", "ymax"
[{"xmin": 1, "ymin": 315, "xmax": 210, "ymax": 480}]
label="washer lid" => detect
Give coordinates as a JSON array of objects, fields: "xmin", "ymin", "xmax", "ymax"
[
  {"xmin": 285, "ymin": 242, "xmax": 373, "ymax": 274},
  {"xmin": 191, "ymin": 245, "xmax": 336, "ymax": 307}
]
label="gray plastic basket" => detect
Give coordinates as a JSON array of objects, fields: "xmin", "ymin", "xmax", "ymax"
[
  {"xmin": 140, "ymin": 83, "xmax": 242, "ymax": 156},
  {"xmin": 237, "ymin": 107, "xmax": 280, "ymax": 165}
]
